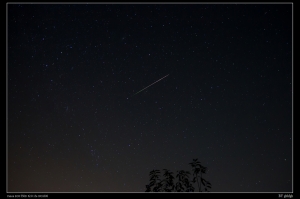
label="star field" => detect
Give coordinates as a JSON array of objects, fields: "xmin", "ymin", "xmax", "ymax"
[{"xmin": 7, "ymin": 3, "xmax": 292, "ymax": 192}]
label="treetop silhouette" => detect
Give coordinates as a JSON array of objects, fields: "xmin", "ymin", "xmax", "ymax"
[{"xmin": 145, "ymin": 158, "xmax": 212, "ymax": 192}]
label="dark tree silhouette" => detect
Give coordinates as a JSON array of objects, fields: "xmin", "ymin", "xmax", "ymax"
[
  {"xmin": 162, "ymin": 169, "xmax": 175, "ymax": 192},
  {"xmin": 189, "ymin": 158, "xmax": 212, "ymax": 192},
  {"xmin": 175, "ymin": 170, "xmax": 194, "ymax": 192},
  {"xmin": 145, "ymin": 158, "xmax": 211, "ymax": 192},
  {"xmin": 146, "ymin": 169, "xmax": 163, "ymax": 192}
]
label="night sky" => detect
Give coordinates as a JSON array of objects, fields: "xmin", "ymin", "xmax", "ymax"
[{"xmin": 7, "ymin": 3, "xmax": 292, "ymax": 192}]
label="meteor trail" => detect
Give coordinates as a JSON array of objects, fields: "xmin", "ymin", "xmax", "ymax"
[{"xmin": 132, "ymin": 74, "xmax": 169, "ymax": 97}]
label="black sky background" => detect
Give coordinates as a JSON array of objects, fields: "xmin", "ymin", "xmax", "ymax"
[{"xmin": 7, "ymin": 3, "xmax": 292, "ymax": 192}]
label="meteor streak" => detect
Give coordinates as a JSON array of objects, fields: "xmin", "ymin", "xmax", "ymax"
[{"xmin": 132, "ymin": 74, "xmax": 169, "ymax": 96}]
